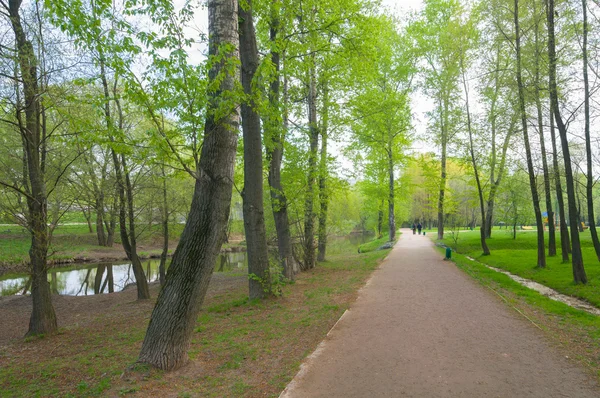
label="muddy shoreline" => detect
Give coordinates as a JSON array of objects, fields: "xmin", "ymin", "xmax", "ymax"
[{"xmin": 0, "ymin": 244, "xmax": 246, "ymax": 277}]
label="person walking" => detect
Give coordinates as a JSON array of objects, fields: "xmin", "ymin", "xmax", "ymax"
[
  {"xmin": 412, "ymin": 223, "xmax": 416, "ymax": 235},
  {"xmin": 417, "ymin": 222, "xmax": 422, "ymax": 235}
]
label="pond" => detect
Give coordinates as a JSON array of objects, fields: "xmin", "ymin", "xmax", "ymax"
[
  {"xmin": 0, "ymin": 251, "xmax": 248, "ymax": 297},
  {"xmin": 0, "ymin": 232, "xmax": 376, "ymax": 297}
]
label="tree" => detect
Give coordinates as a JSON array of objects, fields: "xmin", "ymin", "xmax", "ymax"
[
  {"xmin": 514, "ymin": 0, "xmax": 546, "ymax": 268},
  {"xmin": 1, "ymin": 0, "xmax": 60, "ymax": 336},
  {"xmin": 239, "ymin": 0, "xmax": 271, "ymax": 298},
  {"xmin": 137, "ymin": 0, "xmax": 241, "ymax": 370},
  {"xmin": 547, "ymin": 0, "xmax": 587, "ymax": 283}
]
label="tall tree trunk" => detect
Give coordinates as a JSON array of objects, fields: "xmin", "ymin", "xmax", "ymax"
[
  {"xmin": 266, "ymin": 1, "xmax": 295, "ymax": 280},
  {"xmin": 317, "ymin": 84, "xmax": 330, "ymax": 261},
  {"xmin": 437, "ymin": 141, "xmax": 446, "ymax": 240},
  {"xmin": 387, "ymin": 145, "xmax": 396, "ymax": 241},
  {"xmin": 547, "ymin": 0, "xmax": 587, "ymax": 283},
  {"xmin": 550, "ymin": 111, "xmax": 570, "ymax": 262},
  {"xmin": 239, "ymin": 0, "xmax": 271, "ymax": 299},
  {"xmin": 461, "ymin": 56, "xmax": 490, "ymax": 255},
  {"xmin": 159, "ymin": 167, "xmax": 168, "ymax": 286},
  {"xmin": 9, "ymin": 0, "xmax": 58, "ymax": 337},
  {"xmin": 514, "ymin": 0, "xmax": 546, "ymax": 268},
  {"xmin": 534, "ymin": 1, "xmax": 556, "ymax": 257},
  {"xmin": 377, "ymin": 200, "xmax": 383, "ymax": 239},
  {"xmin": 582, "ymin": 0, "xmax": 600, "ymax": 260},
  {"xmin": 303, "ymin": 61, "xmax": 319, "ymax": 270},
  {"xmin": 137, "ymin": 0, "xmax": 240, "ymax": 370}
]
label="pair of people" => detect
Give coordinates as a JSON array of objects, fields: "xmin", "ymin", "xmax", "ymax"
[{"xmin": 412, "ymin": 222, "xmax": 423, "ymax": 235}]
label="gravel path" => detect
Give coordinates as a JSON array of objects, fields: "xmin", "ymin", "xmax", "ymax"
[{"xmin": 280, "ymin": 229, "xmax": 599, "ymax": 397}]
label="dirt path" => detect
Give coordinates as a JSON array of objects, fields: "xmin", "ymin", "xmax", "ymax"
[{"xmin": 280, "ymin": 229, "xmax": 599, "ymax": 397}]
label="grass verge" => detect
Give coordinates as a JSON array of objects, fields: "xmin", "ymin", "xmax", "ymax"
[
  {"xmin": 358, "ymin": 233, "xmax": 399, "ymax": 253},
  {"xmin": 439, "ymin": 230, "xmax": 600, "ymax": 308},
  {"xmin": 0, "ymin": 246, "xmax": 390, "ymax": 397}
]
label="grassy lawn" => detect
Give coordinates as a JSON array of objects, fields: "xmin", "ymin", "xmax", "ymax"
[
  {"xmin": 445, "ymin": 249, "xmax": 600, "ymax": 379},
  {"xmin": 0, "ymin": 239, "xmax": 391, "ymax": 397},
  {"xmin": 0, "ymin": 223, "xmax": 186, "ymax": 267},
  {"xmin": 437, "ymin": 229, "xmax": 600, "ymax": 308}
]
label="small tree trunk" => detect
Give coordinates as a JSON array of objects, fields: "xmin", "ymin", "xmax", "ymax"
[
  {"xmin": 266, "ymin": 3, "xmax": 295, "ymax": 280},
  {"xmin": 437, "ymin": 118, "xmax": 447, "ymax": 240},
  {"xmin": 137, "ymin": 0, "xmax": 240, "ymax": 370},
  {"xmin": 581, "ymin": 0, "xmax": 600, "ymax": 260},
  {"xmin": 9, "ymin": 0, "xmax": 58, "ymax": 337},
  {"xmin": 317, "ymin": 84, "xmax": 330, "ymax": 262},
  {"xmin": 547, "ymin": 0, "xmax": 587, "ymax": 283},
  {"xmin": 515, "ymin": 0, "xmax": 545, "ymax": 268},
  {"xmin": 550, "ymin": 113, "xmax": 570, "ymax": 262},
  {"xmin": 461, "ymin": 56, "xmax": 489, "ymax": 255},
  {"xmin": 159, "ymin": 169, "xmax": 168, "ymax": 286},
  {"xmin": 388, "ymin": 145, "xmax": 396, "ymax": 241},
  {"xmin": 533, "ymin": 2, "xmax": 556, "ymax": 257},
  {"xmin": 239, "ymin": 0, "xmax": 271, "ymax": 298},
  {"xmin": 303, "ymin": 62, "xmax": 319, "ymax": 270}
]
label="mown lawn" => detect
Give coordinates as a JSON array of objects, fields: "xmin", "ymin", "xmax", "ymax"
[
  {"xmin": 438, "ymin": 229, "xmax": 600, "ymax": 307},
  {"xmin": 0, "ymin": 223, "xmax": 186, "ymax": 267},
  {"xmin": 0, "ymin": 239, "xmax": 390, "ymax": 397}
]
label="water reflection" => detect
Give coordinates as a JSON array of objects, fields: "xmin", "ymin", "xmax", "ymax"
[{"xmin": 0, "ymin": 252, "xmax": 248, "ymax": 297}]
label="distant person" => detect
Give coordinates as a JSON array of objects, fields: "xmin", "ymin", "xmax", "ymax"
[
  {"xmin": 412, "ymin": 223, "xmax": 416, "ymax": 235},
  {"xmin": 417, "ymin": 222, "xmax": 422, "ymax": 235}
]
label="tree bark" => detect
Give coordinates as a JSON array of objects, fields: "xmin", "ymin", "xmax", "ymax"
[
  {"xmin": 547, "ymin": 0, "xmax": 586, "ymax": 283},
  {"xmin": 387, "ymin": 145, "xmax": 396, "ymax": 241},
  {"xmin": 239, "ymin": 0, "xmax": 271, "ymax": 299},
  {"xmin": 581, "ymin": 0, "xmax": 600, "ymax": 260},
  {"xmin": 437, "ymin": 99, "xmax": 448, "ymax": 240},
  {"xmin": 461, "ymin": 55, "xmax": 489, "ymax": 255},
  {"xmin": 303, "ymin": 62, "xmax": 319, "ymax": 270},
  {"xmin": 550, "ymin": 112, "xmax": 570, "ymax": 262},
  {"xmin": 159, "ymin": 167, "xmax": 168, "ymax": 286},
  {"xmin": 266, "ymin": 1, "xmax": 295, "ymax": 280},
  {"xmin": 137, "ymin": 0, "xmax": 240, "ymax": 370},
  {"xmin": 317, "ymin": 84, "xmax": 330, "ymax": 261},
  {"xmin": 514, "ymin": 0, "xmax": 546, "ymax": 268},
  {"xmin": 9, "ymin": 0, "xmax": 58, "ymax": 337},
  {"xmin": 533, "ymin": 1, "xmax": 556, "ymax": 257}
]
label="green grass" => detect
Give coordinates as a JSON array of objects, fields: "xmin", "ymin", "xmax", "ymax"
[
  {"xmin": 0, "ymin": 223, "xmax": 186, "ymax": 266},
  {"xmin": 437, "ymin": 229, "xmax": 600, "ymax": 308},
  {"xmin": 357, "ymin": 233, "xmax": 397, "ymax": 253}
]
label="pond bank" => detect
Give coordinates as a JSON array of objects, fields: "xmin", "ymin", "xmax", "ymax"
[{"xmin": 0, "ymin": 242, "xmax": 246, "ymax": 277}]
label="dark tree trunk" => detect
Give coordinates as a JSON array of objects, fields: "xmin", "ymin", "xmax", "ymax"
[
  {"xmin": 514, "ymin": 0, "xmax": 546, "ymax": 268},
  {"xmin": 303, "ymin": 62, "xmax": 319, "ymax": 270},
  {"xmin": 266, "ymin": 2, "xmax": 295, "ymax": 280},
  {"xmin": 317, "ymin": 84, "xmax": 330, "ymax": 262},
  {"xmin": 9, "ymin": 0, "xmax": 58, "ymax": 337},
  {"xmin": 437, "ymin": 105, "xmax": 447, "ymax": 240},
  {"xmin": 387, "ymin": 144, "xmax": 395, "ymax": 241},
  {"xmin": 581, "ymin": 0, "xmax": 600, "ymax": 260},
  {"xmin": 159, "ymin": 168, "xmax": 168, "ymax": 286},
  {"xmin": 107, "ymin": 265, "xmax": 114, "ymax": 293},
  {"xmin": 547, "ymin": 0, "xmax": 587, "ymax": 283},
  {"xmin": 239, "ymin": 0, "xmax": 271, "ymax": 299},
  {"xmin": 137, "ymin": 0, "xmax": 240, "ymax": 370},
  {"xmin": 94, "ymin": 265, "xmax": 106, "ymax": 294},
  {"xmin": 377, "ymin": 200, "xmax": 383, "ymax": 239},
  {"xmin": 105, "ymin": 192, "xmax": 117, "ymax": 247},
  {"xmin": 550, "ymin": 113, "xmax": 570, "ymax": 262},
  {"xmin": 461, "ymin": 57, "xmax": 490, "ymax": 255},
  {"xmin": 533, "ymin": 2, "xmax": 556, "ymax": 257}
]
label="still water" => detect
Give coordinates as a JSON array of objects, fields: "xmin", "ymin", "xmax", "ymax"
[
  {"xmin": 0, "ymin": 232, "xmax": 375, "ymax": 297},
  {"xmin": 0, "ymin": 252, "xmax": 248, "ymax": 297}
]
